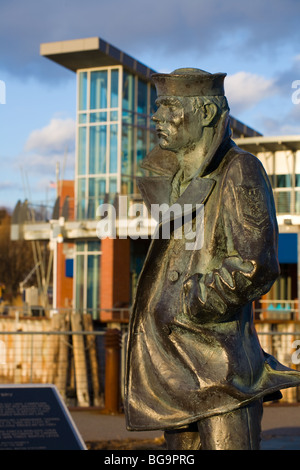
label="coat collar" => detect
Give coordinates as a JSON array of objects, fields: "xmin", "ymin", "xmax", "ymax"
[
  {"xmin": 137, "ymin": 112, "xmax": 234, "ymax": 214},
  {"xmin": 137, "ymin": 174, "xmax": 215, "ymax": 215}
]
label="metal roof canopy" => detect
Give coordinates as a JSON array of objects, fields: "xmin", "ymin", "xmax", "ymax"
[
  {"xmin": 40, "ymin": 37, "xmax": 264, "ymax": 139},
  {"xmin": 235, "ymin": 135, "xmax": 300, "ymax": 153},
  {"xmin": 40, "ymin": 37, "xmax": 156, "ymax": 79}
]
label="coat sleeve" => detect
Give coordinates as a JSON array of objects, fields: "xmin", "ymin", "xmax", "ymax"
[{"xmin": 183, "ymin": 152, "xmax": 280, "ymax": 323}]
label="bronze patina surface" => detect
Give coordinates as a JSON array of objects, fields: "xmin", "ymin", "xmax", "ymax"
[{"xmin": 124, "ymin": 68, "xmax": 300, "ymax": 450}]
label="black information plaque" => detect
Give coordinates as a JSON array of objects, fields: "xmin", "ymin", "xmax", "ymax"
[{"xmin": 0, "ymin": 384, "xmax": 86, "ymax": 450}]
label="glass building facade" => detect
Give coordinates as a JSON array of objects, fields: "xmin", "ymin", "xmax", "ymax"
[
  {"xmin": 257, "ymin": 151, "xmax": 300, "ymax": 215},
  {"xmin": 75, "ymin": 65, "xmax": 157, "ymax": 316},
  {"xmin": 76, "ymin": 66, "xmax": 157, "ymax": 220}
]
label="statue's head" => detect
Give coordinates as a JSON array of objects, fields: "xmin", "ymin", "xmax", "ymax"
[{"xmin": 151, "ymin": 68, "xmax": 229, "ymax": 153}]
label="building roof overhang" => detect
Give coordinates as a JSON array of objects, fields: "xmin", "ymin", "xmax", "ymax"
[
  {"xmin": 40, "ymin": 37, "xmax": 156, "ymax": 79},
  {"xmin": 235, "ymin": 135, "xmax": 300, "ymax": 153},
  {"xmin": 40, "ymin": 37, "xmax": 263, "ymax": 139}
]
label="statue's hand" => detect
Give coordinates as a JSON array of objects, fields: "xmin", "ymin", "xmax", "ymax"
[{"xmin": 182, "ymin": 273, "xmax": 227, "ymax": 323}]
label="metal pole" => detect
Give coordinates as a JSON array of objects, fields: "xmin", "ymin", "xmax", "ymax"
[
  {"xmin": 53, "ymin": 240, "xmax": 57, "ymax": 310},
  {"xmin": 56, "ymin": 161, "xmax": 60, "ymax": 198},
  {"xmin": 30, "ymin": 334, "xmax": 34, "ymax": 383},
  {"xmin": 104, "ymin": 329, "xmax": 121, "ymax": 414},
  {"xmin": 298, "ymin": 233, "xmax": 300, "ymax": 320}
]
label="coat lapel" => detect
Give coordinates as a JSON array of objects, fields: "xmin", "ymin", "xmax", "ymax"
[
  {"xmin": 137, "ymin": 175, "xmax": 215, "ymax": 224},
  {"xmin": 136, "ymin": 129, "xmax": 234, "ymax": 224},
  {"xmin": 136, "ymin": 176, "xmax": 173, "ymax": 211}
]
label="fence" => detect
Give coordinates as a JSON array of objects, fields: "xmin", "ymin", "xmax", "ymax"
[
  {"xmin": 255, "ymin": 324, "xmax": 300, "ymax": 402},
  {"xmin": 0, "ymin": 321, "xmax": 300, "ymax": 407},
  {"xmin": 0, "ymin": 314, "xmax": 127, "ymax": 413}
]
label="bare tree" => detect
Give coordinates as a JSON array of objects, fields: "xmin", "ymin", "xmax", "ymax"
[{"xmin": 0, "ymin": 209, "xmax": 36, "ymax": 301}]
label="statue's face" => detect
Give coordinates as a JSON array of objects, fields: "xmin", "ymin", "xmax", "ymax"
[{"xmin": 152, "ymin": 96, "xmax": 203, "ymax": 152}]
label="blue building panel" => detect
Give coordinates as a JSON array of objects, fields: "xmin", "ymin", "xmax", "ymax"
[
  {"xmin": 65, "ymin": 259, "xmax": 74, "ymax": 278},
  {"xmin": 278, "ymin": 233, "xmax": 298, "ymax": 264}
]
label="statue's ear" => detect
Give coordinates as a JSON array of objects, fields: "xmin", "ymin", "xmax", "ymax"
[{"xmin": 201, "ymin": 103, "xmax": 218, "ymax": 126}]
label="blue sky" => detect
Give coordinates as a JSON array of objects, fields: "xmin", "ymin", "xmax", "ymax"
[{"xmin": 1, "ymin": 0, "xmax": 300, "ymax": 210}]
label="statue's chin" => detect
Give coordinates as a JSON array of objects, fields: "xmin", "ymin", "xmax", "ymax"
[{"xmin": 158, "ymin": 140, "xmax": 176, "ymax": 152}]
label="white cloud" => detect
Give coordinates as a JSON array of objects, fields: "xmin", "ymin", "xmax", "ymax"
[
  {"xmin": 25, "ymin": 118, "xmax": 75, "ymax": 154},
  {"xmin": 20, "ymin": 117, "xmax": 76, "ymax": 179},
  {"xmin": 225, "ymin": 71, "xmax": 277, "ymax": 114}
]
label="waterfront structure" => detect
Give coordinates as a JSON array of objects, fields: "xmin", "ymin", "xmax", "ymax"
[{"xmin": 235, "ymin": 136, "xmax": 300, "ymax": 312}]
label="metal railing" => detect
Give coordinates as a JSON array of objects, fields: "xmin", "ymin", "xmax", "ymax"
[
  {"xmin": 0, "ymin": 327, "xmax": 299, "ymax": 406},
  {"xmin": 0, "ymin": 306, "xmax": 131, "ymax": 323},
  {"xmin": 274, "ymin": 189, "xmax": 300, "ymax": 215},
  {"xmin": 14, "ymin": 193, "xmax": 147, "ymax": 225},
  {"xmin": 16, "ymin": 188, "xmax": 300, "ymax": 223},
  {"xmin": 0, "ymin": 326, "xmax": 127, "ymax": 412}
]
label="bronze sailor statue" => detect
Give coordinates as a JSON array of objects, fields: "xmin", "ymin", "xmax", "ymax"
[{"xmin": 124, "ymin": 68, "xmax": 300, "ymax": 450}]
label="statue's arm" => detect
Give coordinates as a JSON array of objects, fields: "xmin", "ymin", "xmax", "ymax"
[{"xmin": 183, "ymin": 153, "xmax": 280, "ymax": 323}]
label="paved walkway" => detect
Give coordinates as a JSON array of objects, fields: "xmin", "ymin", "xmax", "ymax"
[{"xmin": 70, "ymin": 404, "xmax": 300, "ymax": 450}]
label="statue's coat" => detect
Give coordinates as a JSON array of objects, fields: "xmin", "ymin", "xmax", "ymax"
[{"xmin": 125, "ymin": 116, "xmax": 300, "ymax": 431}]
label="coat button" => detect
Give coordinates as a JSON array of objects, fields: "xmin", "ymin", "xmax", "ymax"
[{"xmin": 168, "ymin": 270, "xmax": 180, "ymax": 282}]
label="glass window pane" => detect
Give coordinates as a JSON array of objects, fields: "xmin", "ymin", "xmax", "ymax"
[
  {"xmin": 123, "ymin": 71, "xmax": 135, "ymax": 111},
  {"xmin": 88, "ymin": 177, "xmax": 106, "ymax": 218},
  {"xmin": 88, "ymin": 241, "xmax": 101, "ymax": 252},
  {"xmin": 109, "ymin": 177, "xmax": 117, "ymax": 202},
  {"xmin": 90, "ymin": 70, "xmax": 107, "ymax": 109},
  {"xmin": 77, "ymin": 178, "xmax": 86, "ymax": 219},
  {"xmin": 78, "ymin": 127, "xmax": 86, "ymax": 175},
  {"xmin": 78, "ymin": 113, "xmax": 87, "ymax": 124},
  {"xmin": 89, "ymin": 125, "xmax": 107, "ymax": 174},
  {"xmin": 110, "ymin": 124, "xmax": 118, "ymax": 173},
  {"xmin": 150, "ymin": 129, "xmax": 158, "ymax": 150},
  {"xmin": 296, "ymin": 192, "xmax": 300, "ymax": 213},
  {"xmin": 90, "ymin": 111, "xmax": 107, "ymax": 123},
  {"xmin": 276, "ymin": 191, "xmax": 291, "ymax": 213},
  {"xmin": 110, "ymin": 110, "xmax": 118, "ymax": 121},
  {"xmin": 111, "ymin": 69, "xmax": 119, "ymax": 108},
  {"xmin": 78, "ymin": 72, "xmax": 87, "ymax": 110},
  {"xmin": 121, "ymin": 124, "xmax": 133, "ymax": 177},
  {"xmin": 87, "ymin": 254, "xmax": 100, "ymax": 314},
  {"xmin": 136, "ymin": 128, "xmax": 147, "ymax": 176},
  {"xmin": 76, "ymin": 241, "xmax": 85, "ymax": 252},
  {"xmin": 150, "ymin": 85, "xmax": 157, "ymax": 115},
  {"xmin": 121, "ymin": 124, "xmax": 134, "ymax": 195},
  {"xmin": 122, "ymin": 110, "xmax": 134, "ymax": 125},
  {"xmin": 88, "ymin": 178, "xmax": 95, "ymax": 218},
  {"xmin": 277, "ymin": 175, "xmax": 292, "ymax": 188},
  {"xmin": 137, "ymin": 114, "xmax": 147, "ymax": 127},
  {"xmin": 137, "ymin": 78, "xmax": 147, "ymax": 114},
  {"xmin": 75, "ymin": 254, "xmax": 84, "ymax": 309}
]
